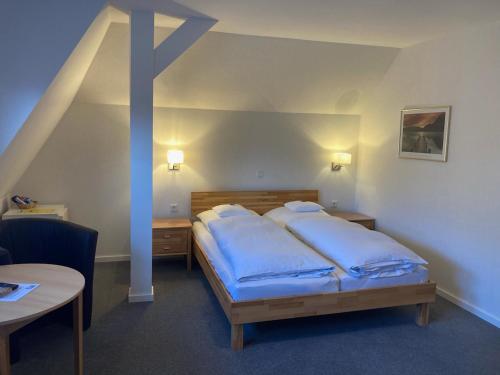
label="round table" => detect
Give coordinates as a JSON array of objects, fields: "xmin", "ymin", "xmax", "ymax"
[{"xmin": 0, "ymin": 264, "xmax": 85, "ymax": 375}]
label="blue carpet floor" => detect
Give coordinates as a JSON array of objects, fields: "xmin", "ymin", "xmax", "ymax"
[{"xmin": 12, "ymin": 259, "xmax": 500, "ymax": 375}]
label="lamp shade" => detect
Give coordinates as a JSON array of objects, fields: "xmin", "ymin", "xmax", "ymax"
[
  {"xmin": 167, "ymin": 149, "xmax": 184, "ymax": 164},
  {"xmin": 333, "ymin": 152, "xmax": 352, "ymax": 165}
]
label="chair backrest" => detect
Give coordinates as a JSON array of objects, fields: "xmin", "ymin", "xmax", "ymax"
[{"xmin": 0, "ymin": 218, "xmax": 98, "ymax": 269}]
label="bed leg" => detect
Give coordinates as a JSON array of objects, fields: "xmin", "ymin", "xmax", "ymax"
[
  {"xmin": 231, "ymin": 324, "xmax": 244, "ymax": 351},
  {"xmin": 416, "ymin": 303, "xmax": 430, "ymax": 326}
]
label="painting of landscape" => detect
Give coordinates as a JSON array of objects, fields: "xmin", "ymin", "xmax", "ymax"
[{"xmin": 399, "ymin": 107, "xmax": 450, "ymax": 161}]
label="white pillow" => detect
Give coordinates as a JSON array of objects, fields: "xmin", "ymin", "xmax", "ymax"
[
  {"xmin": 212, "ymin": 204, "xmax": 252, "ymax": 218},
  {"xmin": 284, "ymin": 201, "xmax": 324, "ymax": 212},
  {"xmin": 196, "ymin": 210, "xmax": 221, "ymax": 228}
]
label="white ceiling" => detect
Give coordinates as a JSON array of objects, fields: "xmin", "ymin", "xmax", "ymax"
[{"xmin": 112, "ymin": 0, "xmax": 500, "ymax": 47}]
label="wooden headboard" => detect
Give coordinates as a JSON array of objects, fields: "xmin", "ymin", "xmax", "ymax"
[{"xmin": 191, "ymin": 190, "xmax": 319, "ymax": 216}]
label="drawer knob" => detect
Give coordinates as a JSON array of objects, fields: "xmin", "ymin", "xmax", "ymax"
[
  {"xmin": 162, "ymin": 246, "xmax": 171, "ymax": 250},
  {"xmin": 163, "ymin": 234, "xmax": 171, "ymax": 239}
]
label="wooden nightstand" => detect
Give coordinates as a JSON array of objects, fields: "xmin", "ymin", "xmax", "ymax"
[
  {"xmin": 328, "ymin": 211, "xmax": 375, "ymax": 230},
  {"xmin": 152, "ymin": 218, "xmax": 193, "ymax": 270}
]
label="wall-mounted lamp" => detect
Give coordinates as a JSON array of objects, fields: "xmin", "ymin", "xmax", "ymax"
[
  {"xmin": 332, "ymin": 152, "xmax": 351, "ymax": 171},
  {"xmin": 167, "ymin": 149, "xmax": 184, "ymax": 171}
]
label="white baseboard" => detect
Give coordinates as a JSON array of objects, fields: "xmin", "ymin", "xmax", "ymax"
[
  {"xmin": 437, "ymin": 287, "xmax": 499, "ymax": 328},
  {"xmin": 128, "ymin": 286, "xmax": 154, "ymax": 303},
  {"xmin": 95, "ymin": 254, "xmax": 130, "ymax": 263}
]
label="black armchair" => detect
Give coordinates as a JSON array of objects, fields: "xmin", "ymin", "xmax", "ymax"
[
  {"xmin": 0, "ymin": 245, "xmax": 11, "ymax": 265},
  {"xmin": 0, "ymin": 218, "xmax": 98, "ymax": 330}
]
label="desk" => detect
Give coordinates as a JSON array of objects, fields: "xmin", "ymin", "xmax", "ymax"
[{"xmin": 0, "ymin": 264, "xmax": 84, "ymax": 375}]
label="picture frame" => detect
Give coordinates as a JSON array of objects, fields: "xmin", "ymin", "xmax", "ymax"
[{"xmin": 399, "ymin": 106, "xmax": 451, "ymax": 162}]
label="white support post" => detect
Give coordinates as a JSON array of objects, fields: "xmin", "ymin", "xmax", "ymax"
[
  {"xmin": 125, "ymin": 2, "xmax": 216, "ymax": 303},
  {"xmin": 129, "ymin": 10, "xmax": 154, "ymax": 303}
]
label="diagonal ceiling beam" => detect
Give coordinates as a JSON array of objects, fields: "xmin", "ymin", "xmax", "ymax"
[{"xmin": 153, "ymin": 17, "xmax": 217, "ymax": 78}]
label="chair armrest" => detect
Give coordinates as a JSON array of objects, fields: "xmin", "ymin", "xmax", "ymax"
[{"xmin": 0, "ymin": 246, "xmax": 13, "ymax": 265}]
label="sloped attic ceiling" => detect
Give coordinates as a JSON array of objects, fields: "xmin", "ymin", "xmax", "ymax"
[
  {"xmin": 0, "ymin": 0, "xmax": 219, "ymax": 203},
  {"xmin": 0, "ymin": 2, "xmax": 110, "ymax": 199},
  {"xmin": 0, "ymin": 0, "xmax": 108, "ymax": 155}
]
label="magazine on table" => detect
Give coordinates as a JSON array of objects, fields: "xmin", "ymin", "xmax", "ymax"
[{"xmin": 0, "ymin": 283, "xmax": 39, "ymax": 302}]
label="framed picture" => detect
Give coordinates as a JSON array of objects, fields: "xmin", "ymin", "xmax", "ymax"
[{"xmin": 399, "ymin": 106, "xmax": 451, "ymax": 161}]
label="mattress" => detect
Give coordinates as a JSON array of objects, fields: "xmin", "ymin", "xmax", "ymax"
[
  {"xmin": 193, "ymin": 222, "xmax": 429, "ymax": 299},
  {"xmin": 192, "ymin": 221, "xmax": 339, "ymax": 301}
]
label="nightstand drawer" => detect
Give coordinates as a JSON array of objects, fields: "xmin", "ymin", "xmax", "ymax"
[
  {"xmin": 153, "ymin": 229, "xmax": 187, "ymax": 241},
  {"xmin": 153, "ymin": 242, "xmax": 187, "ymax": 255},
  {"xmin": 152, "ymin": 228, "xmax": 189, "ymax": 256},
  {"xmin": 153, "ymin": 236, "xmax": 187, "ymax": 248}
]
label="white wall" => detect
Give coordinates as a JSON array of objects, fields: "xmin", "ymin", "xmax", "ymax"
[
  {"xmin": 14, "ymin": 102, "xmax": 359, "ymax": 257},
  {"xmin": 356, "ymin": 21, "xmax": 500, "ymax": 327},
  {"xmin": 153, "ymin": 107, "xmax": 359, "ymax": 217},
  {"xmin": 14, "ymin": 103, "xmax": 131, "ymax": 258}
]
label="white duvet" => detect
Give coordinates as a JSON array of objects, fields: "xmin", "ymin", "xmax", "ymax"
[
  {"xmin": 207, "ymin": 215, "xmax": 334, "ymax": 282},
  {"xmin": 286, "ymin": 215, "xmax": 427, "ymax": 278}
]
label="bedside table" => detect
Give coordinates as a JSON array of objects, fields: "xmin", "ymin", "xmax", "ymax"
[
  {"xmin": 328, "ymin": 211, "xmax": 375, "ymax": 230},
  {"xmin": 152, "ymin": 218, "xmax": 192, "ymax": 270}
]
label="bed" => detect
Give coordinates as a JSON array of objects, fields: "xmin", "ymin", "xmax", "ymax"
[{"xmin": 191, "ymin": 190, "xmax": 436, "ymax": 350}]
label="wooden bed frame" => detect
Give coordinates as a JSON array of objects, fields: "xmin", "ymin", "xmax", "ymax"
[{"xmin": 191, "ymin": 190, "xmax": 436, "ymax": 350}]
